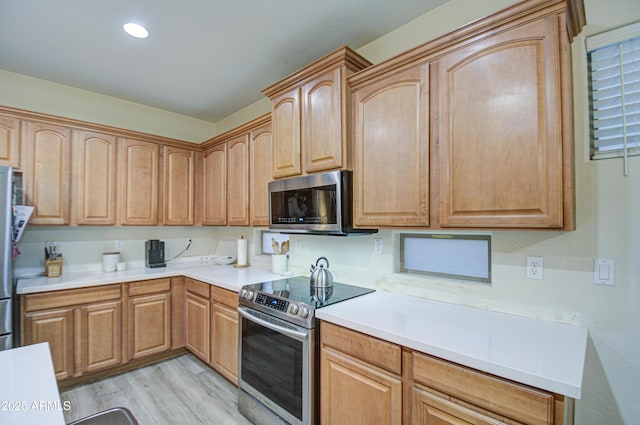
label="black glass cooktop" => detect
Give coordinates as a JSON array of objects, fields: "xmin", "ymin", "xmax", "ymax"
[{"xmin": 243, "ymin": 276, "xmax": 375, "ymax": 309}]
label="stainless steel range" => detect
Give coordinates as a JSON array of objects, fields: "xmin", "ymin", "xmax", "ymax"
[{"xmin": 237, "ymin": 276, "xmax": 374, "ymax": 425}]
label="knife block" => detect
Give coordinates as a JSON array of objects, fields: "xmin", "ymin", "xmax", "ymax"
[{"xmin": 45, "ymin": 255, "xmax": 63, "ymax": 278}]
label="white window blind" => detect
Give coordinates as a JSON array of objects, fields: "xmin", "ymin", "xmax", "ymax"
[{"xmin": 587, "ymin": 22, "xmax": 640, "ymax": 172}]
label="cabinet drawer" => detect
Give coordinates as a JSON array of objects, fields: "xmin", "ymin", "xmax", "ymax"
[
  {"xmin": 211, "ymin": 286, "xmax": 238, "ymax": 309},
  {"xmin": 23, "ymin": 285, "xmax": 121, "ymax": 312},
  {"xmin": 185, "ymin": 278, "xmax": 210, "ymax": 298},
  {"xmin": 321, "ymin": 322, "xmax": 401, "ymax": 375},
  {"xmin": 128, "ymin": 279, "xmax": 171, "ymax": 296},
  {"xmin": 411, "ymin": 352, "xmax": 554, "ymax": 425}
]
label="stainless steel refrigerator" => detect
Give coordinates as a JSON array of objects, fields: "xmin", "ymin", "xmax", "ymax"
[{"xmin": 0, "ymin": 165, "xmax": 17, "ymax": 350}]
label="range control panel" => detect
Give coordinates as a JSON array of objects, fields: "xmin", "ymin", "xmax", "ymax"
[
  {"xmin": 240, "ymin": 288, "xmax": 314, "ymax": 328},
  {"xmin": 255, "ymin": 293, "xmax": 289, "ymax": 312}
]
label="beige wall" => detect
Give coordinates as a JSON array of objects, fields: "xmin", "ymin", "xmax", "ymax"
[
  {"xmin": 0, "ymin": 69, "xmax": 216, "ymax": 143},
  {"xmin": 7, "ymin": 0, "xmax": 640, "ymax": 424}
]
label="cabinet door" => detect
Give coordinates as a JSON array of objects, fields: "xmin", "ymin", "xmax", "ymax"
[
  {"xmin": 353, "ymin": 64, "xmax": 429, "ymax": 227},
  {"xmin": 321, "ymin": 347, "xmax": 402, "ymax": 425},
  {"xmin": 436, "ymin": 16, "xmax": 564, "ymax": 228},
  {"xmin": 23, "ymin": 308, "xmax": 74, "ymax": 380},
  {"xmin": 412, "ymin": 386, "xmax": 504, "ymax": 425},
  {"xmin": 202, "ymin": 144, "xmax": 227, "ymax": 225},
  {"xmin": 250, "ymin": 123, "xmax": 272, "ymax": 226},
  {"xmin": 22, "ymin": 121, "xmax": 71, "ymax": 225},
  {"xmin": 272, "ymin": 87, "xmax": 301, "ymax": 178},
  {"xmin": 73, "ymin": 130, "xmax": 117, "ymax": 225},
  {"xmin": 128, "ymin": 293, "xmax": 171, "ymax": 359},
  {"xmin": 0, "ymin": 114, "xmax": 20, "ymax": 169},
  {"xmin": 210, "ymin": 302, "xmax": 239, "ymax": 385},
  {"xmin": 78, "ymin": 300, "xmax": 122, "ymax": 373},
  {"xmin": 302, "ymin": 68, "xmax": 344, "ymax": 173},
  {"xmin": 119, "ymin": 138, "xmax": 159, "ymax": 225},
  {"xmin": 163, "ymin": 146, "xmax": 195, "ymax": 225},
  {"xmin": 227, "ymin": 135, "xmax": 250, "ymax": 226},
  {"xmin": 185, "ymin": 292, "xmax": 210, "ymax": 363}
]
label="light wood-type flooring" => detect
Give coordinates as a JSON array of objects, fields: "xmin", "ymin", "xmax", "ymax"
[{"xmin": 60, "ymin": 354, "xmax": 253, "ymax": 425}]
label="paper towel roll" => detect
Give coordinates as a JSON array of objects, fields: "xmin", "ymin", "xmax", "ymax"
[{"xmin": 237, "ymin": 237, "xmax": 248, "ymax": 266}]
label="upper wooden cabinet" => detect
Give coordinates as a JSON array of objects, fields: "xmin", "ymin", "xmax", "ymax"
[
  {"xmin": 22, "ymin": 121, "xmax": 72, "ymax": 225},
  {"xmin": 249, "ymin": 122, "xmax": 272, "ymax": 226},
  {"xmin": 0, "ymin": 114, "xmax": 21, "ymax": 169},
  {"xmin": 435, "ymin": 13, "xmax": 568, "ymax": 229},
  {"xmin": 162, "ymin": 146, "xmax": 196, "ymax": 225},
  {"xmin": 351, "ymin": 64, "xmax": 429, "ymax": 227},
  {"xmin": 201, "ymin": 114, "xmax": 271, "ymax": 227},
  {"xmin": 227, "ymin": 135, "xmax": 250, "ymax": 226},
  {"xmin": 119, "ymin": 138, "xmax": 159, "ymax": 225},
  {"xmin": 202, "ymin": 143, "xmax": 227, "ymax": 225},
  {"xmin": 270, "ymin": 87, "xmax": 301, "ymax": 178},
  {"xmin": 263, "ymin": 46, "xmax": 371, "ymax": 178},
  {"xmin": 348, "ymin": 0, "xmax": 583, "ymax": 230},
  {"xmin": 72, "ymin": 130, "xmax": 117, "ymax": 225}
]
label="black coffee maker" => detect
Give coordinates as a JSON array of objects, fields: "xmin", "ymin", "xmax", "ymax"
[{"xmin": 145, "ymin": 239, "xmax": 166, "ymax": 268}]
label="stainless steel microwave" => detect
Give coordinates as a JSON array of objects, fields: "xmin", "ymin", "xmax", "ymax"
[{"xmin": 268, "ymin": 170, "xmax": 376, "ymax": 236}]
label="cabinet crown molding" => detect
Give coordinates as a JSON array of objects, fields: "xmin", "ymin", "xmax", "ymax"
[
  {"xmin": 261, "ymin": 45, "xmax": 372, "ymax": 98},
  {"xmin": 348, "ymin": 0, "xmax": 586, "ymax": 89}
]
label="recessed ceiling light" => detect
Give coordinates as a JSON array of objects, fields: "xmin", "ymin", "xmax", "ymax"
[{"xmin": 123, "ymin": 23, "xmax": 149, "ymax": 39}]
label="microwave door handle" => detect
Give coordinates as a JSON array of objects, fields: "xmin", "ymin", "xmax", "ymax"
[{"xmin": 238, "ymin": 306, "xmax": 309, "ymax": 341}]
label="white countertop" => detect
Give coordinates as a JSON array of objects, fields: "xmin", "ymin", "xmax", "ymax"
[
  {"xmin": 316, "ymin": 291, "xmax": 588, "ymax": 399},
  {"xmin": 16, "ymin": 264, "xmax": 588, "ymax": 400},
  {"xmin": 0, "ymin": 343, "xmax": 66, "ymax": 425},
  {"xmin": 17, "ymin": 261, "xmax": 287, "ymax": 294}
]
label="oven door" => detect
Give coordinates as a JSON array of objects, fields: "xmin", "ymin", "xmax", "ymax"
[{"xmin": 238, "ymin": 306, "xmax": 315, "ymax": 425}]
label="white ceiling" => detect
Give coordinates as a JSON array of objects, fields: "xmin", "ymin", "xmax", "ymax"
[{"xmin": 0, "ymin": 0, "xmax": 448, "ymax": 123}]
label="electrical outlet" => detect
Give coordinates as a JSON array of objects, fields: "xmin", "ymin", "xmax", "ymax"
[
  {"xmin": 373, "ymin": 238, "xmax": 383, "ymax": 255},
  {"xmin": 294, "ymin": 240, "xmax": 302, "ymax": 254},
  {"xmin": 526, "ymin": 256, "xmax": 544, "ymax": 280},
  {"xmin": 115, "ymin": 240, "xmax": 123, "ymax": 250},
  {"xmin": 199, "ymin": 255, "xmax": 211, "ymax": 264}
]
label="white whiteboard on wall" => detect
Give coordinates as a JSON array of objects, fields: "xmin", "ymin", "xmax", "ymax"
[{"xmin": 400, "ymin": 234, "xmax": 491, "ymax": 283}]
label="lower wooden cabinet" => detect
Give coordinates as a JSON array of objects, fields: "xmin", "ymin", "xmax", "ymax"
[
  {"xmin": 20, "ymin": 277, "xmax": 239, "ymax": 388},
  {"xmin": 210, "ymin": 286, "xmax": 239, "ymax": 385},
  {"xmin": 78, "ymin": 300, "xmax": 122, "ymax": 374},
  {"xmin": 128, "ymin": 281, "xmax": 172, "ymax": 359},
  {"xmin": 321, "ymin": 322, "xmax": 571, "ymax": 425},
  {"xmin": 21, "ymin": 285, "xmax": 123, "ymax": 380},
  {"xmin": 320, "ymin": 322, "xmax": 403, "ymax": 425},
  {"xmin": 210, "ymin": 302, "xmax": 238, "ymax": 384},
  {"xmin": 180, "ymin": 281, "xmax": 240, "ymax": 385},
  {"xmin": 321, "ymin": 347, "xmax": 403, "ymax": 425},
  {"xmin": 412, "ymin": 387, "xmax": 504, "ymax": 425},
  {"xmin": 23, "ymin": 307, "xmax": 74, "ymax": 380},
  {"xmin": 185, "ymin": 279, "xmax": 211, "ymax": 363},
  {"xmin": 409, "ymin": 351, "xmax": 559, "ymax": 425}
]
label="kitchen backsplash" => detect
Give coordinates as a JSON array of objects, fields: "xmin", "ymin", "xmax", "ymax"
[
  {"xmin": 14, "ymin": 226, "xmax": 218, "ymax": 274},
  {"xmin": 13, "ymin": 224, "xmax": 598, "ymax": 327}
]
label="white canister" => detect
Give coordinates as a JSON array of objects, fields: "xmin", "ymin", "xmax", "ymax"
[
  {"xmin": 271, "ymin": 254, "xmax": 287, "ymax": 274},
  {"xmin": 102, "ymin": 252, "xmax": 120, "ymax": 272}
]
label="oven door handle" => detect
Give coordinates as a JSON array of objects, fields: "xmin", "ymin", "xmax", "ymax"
[{"xmin": 238, "ymin": 306, "xmax": 310, "ymax": 340}]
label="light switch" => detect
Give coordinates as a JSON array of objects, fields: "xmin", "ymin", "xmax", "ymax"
[{"xmin": 594, "ymin": 259, "xmax": 615, "ymax": 285}]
